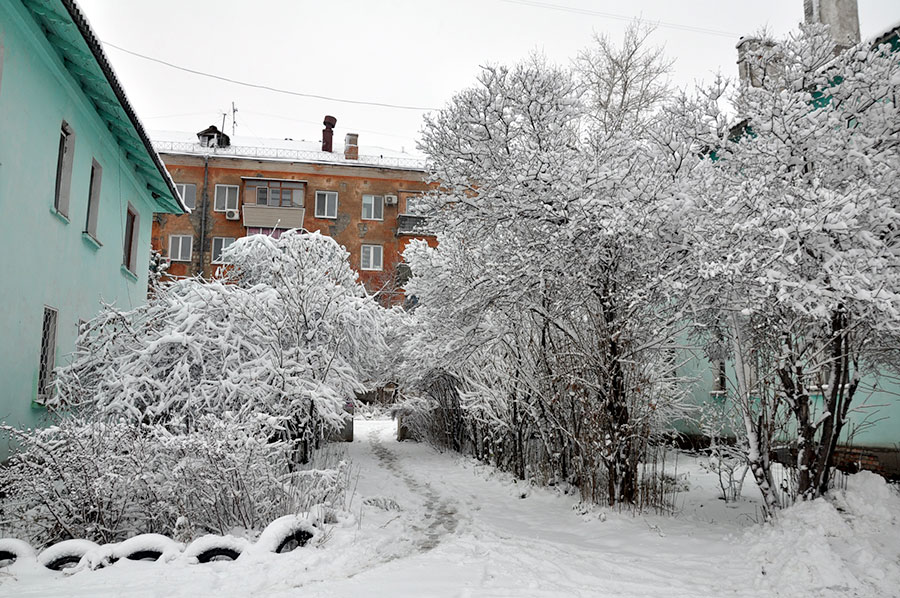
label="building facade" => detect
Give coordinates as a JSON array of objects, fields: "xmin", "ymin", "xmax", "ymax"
[
  {"xmin": 0, "ymin": 0, "xmax": 185, "ymax": 455},
  {"xmin": 151, "ymin": 121, "xmax": 435, "ymax": 301}
]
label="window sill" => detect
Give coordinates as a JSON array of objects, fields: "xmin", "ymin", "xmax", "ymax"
[
  {"xmin": 120, "ymin": 265, "xmax": 138, "ymax": 282},
  {"xmin": 360, "ymin": 268, "xmax": 384, "ymax": 272},
  {"xmin": 50, "ymin": 206, "xmax": 70, "ymax": 224},
  {"xmin": 361, "ymin": 218, "xmax": 384, "ymax": 222},
  {"xmin": 82, "ymin": 232, "xmax": 102, "ymax": 250},
  {"xmin": 314, "ymin": 215, "xmax": 337, "ymax": 220}
]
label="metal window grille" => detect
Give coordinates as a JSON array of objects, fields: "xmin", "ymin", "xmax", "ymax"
[{"xmin": 37, "ymin": 306, "xmax": 58, "ymax": 400}]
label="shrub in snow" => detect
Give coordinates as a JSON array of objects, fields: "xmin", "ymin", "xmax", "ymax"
[
  {"xmin": 50, "ymin": 230, "xmax": 395, "ymax": 462},
  {"xmin": 0, "ymin": 417, "xmax": 351, "ymax": 548}
]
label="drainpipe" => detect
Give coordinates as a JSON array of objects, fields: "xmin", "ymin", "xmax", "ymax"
[{"xmin": 197, "ymin": 154, "xmax": 210, "ymax": 276}]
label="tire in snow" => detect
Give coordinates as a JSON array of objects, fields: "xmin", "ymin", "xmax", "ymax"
[
  {"xmin": 38, "ymin": 539, "xmax": 100, "ymax": 571},
  {"xmin": 0, "ymin": 538, "xmax": 37, "ymax": 567}
]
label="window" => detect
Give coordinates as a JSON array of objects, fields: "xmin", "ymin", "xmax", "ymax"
[
  {"xmin": 214, "ymin": 185, "xmax": 239, "ymax": 212},
  {"xmin": 212, "ymin": 237, "xmax": 236, "ymax": 263},
  {"xmin": 315, "ymin": 191, "xmax": 338, "ymax": 218},
  {"xmin": 175, "ymin": 183, "xmax": 196, "ymax": 210},
  {"xmin": 361, "ymin": 244, "xmax": 383, "ymax": 271},
  {"xmin": 37, "ymin": 306, "xmax": 58, "ymax": 401},
  {"xmin": 122, "ymin": 204, "xmax": 139, "ymax": 273},
  {"xmin": 54, "ymin": 121, "xmax": 75, "ymax": 217},
  {"xmin": 168, "ymin": 234, "xmax": 192, "ymax": 262},
  {"xmin": 84, "ymin": 158, "xmax": 102, "ymax": 239},
  {"xmin": 362, "ymin": 195, "xmax": 384, "ymax": 221},
  {"xmin": 249, "ymin": 180, "xmax": 305, "ymax": 207}
]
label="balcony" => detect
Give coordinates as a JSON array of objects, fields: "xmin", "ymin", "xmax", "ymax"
[
  {"xmin": 242, "ymin": 205, "xmax": 305, "ymax": 229},
  {"xmin": 397, "ymin": 213, "xmax": 430, "ymax": 236}
]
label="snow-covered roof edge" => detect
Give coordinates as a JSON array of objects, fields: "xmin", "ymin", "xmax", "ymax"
[{"xmin": 55, "ymin": 0, "xmax": 187, "ymax": 214}]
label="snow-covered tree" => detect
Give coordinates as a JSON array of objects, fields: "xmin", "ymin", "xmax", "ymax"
[
  {"xmin": 404, "ymin": 33, "xmax": 690, "ymax": 507},
  {"xmin": 52, "ymin": 231, "xmax": 395, "ymax": 461},
  {"xmin": 666, "ymin": 25, "xmax": 900, "ymax": 513}
]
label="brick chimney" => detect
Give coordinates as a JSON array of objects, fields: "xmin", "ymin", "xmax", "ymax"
[
  {"xmin": 322, "ymin": 115, "xmax": 337, "ymax": 152},
  {"xmin": 344, "ymin": 133, "xmax": 359, "ymax": 160}
]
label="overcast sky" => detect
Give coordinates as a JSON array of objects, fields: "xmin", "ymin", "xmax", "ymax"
[{"xmin": 77, "ymin": 0, "xmax": 900, "ymax": 155}]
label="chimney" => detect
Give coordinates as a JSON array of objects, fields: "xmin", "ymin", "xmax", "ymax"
[
  {"xmin": 344, "ymin": 133, "xmax": 359, "ymax": 160},
  {"xmin": 322, "ymin": 115, "xmax": 337, "ymax": 152},
  {"xmin": 804, "ymin": 0, "xmax": 860, "ymax": 49},
  {"xmin": 736, "ymin": 36, "xmax": 779, "ymax": 87}
]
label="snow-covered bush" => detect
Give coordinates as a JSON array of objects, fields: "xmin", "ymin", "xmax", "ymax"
[
  {"xmin": 51, "ymin": 230, "xmax": 395, "ymax": 461},
  {"xmin": 0, "ymin": 416, "xmax": 350, "ymax": 548}
]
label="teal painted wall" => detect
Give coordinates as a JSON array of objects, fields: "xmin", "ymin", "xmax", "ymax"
[
  {"xmin": 0, "ymin": 1, "xmax": 156, "ymax": 459},
  {"xmin": 678, "ymin": 347, "xmax": 900, "ymax": 450}
]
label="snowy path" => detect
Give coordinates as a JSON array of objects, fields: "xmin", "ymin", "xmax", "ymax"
[{"xmin": 3, "ymin": 418, "xmax": 898, "ymax": 597}]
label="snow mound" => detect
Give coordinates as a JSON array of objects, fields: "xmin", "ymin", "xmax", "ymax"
[
  {"xmin": 183, "ymin": 534, "xmax": 249, "ymax": 563},
  {"xmin": 38, "ymin": 539, "xmax": 100, "ymax": 571},
  {"xmin": 115, "ymin": 533, "xmax": 183, "ymax": 562},
  {"xmin": 247, "ymin": 514, "xmax": 318, "ymax": 556},
  {"xmin": 746, "ymin": 472, "xmax": 900, "ymax": 597},
  {"xmin": 0, "ymin": 538, "xmax": 37, "ymax": 562}
]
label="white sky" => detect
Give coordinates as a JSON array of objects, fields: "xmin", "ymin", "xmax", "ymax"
[{"xmin": 77, "ymin": 0, "xmax": 900, "ymax": 154}]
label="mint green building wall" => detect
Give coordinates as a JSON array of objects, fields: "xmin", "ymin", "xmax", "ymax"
[
  {"xmin": 0, "ymin": 1, "xmax": 157, "ymax": 458},
  {"xmin": 678, "ymin": 348, "xmax": 900, "ymax": 450}
]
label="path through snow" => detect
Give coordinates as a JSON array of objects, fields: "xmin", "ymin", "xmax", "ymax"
[{"xmin": 2, "ymin": 418, "xmax": 898, "ymax": 597}]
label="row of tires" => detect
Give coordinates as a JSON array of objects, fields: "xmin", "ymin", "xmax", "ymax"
[{"xmin": 0, "ymin": 513, "xmax": 320, "ymax": 572}]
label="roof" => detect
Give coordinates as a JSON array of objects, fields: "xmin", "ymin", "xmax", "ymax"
[
  {"xmin": 21, "ymin": 0, "xmax": 186, "ymax": 214},
  {"xmin": 151, "ymin": 130, "xmax": 427, "ymax": 172}
]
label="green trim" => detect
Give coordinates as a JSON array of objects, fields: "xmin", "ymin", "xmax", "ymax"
[
  {"xmin": 49, "ymin": 206, "xmax": 70, "ymax": 224},
  {"xmin": 120, "ymin": 264, "xmax": 138, "ymax": 282},
  {"xmin": 81, "ymin": 231, "xmax": 102, "ymax": 250}
]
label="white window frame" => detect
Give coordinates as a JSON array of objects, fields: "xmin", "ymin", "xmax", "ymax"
[
  {"xmin": 168, "ymin": 234, "xmax": 193, "ymax": 262},
  {"xmin": 315, "ymin": 190, "xmax": 338, "ymax": 219},
  {"xmin": 212, "ymin": 237, "xmax": 236, "ymax": 264},
  {"xmin": 361, "ymin": 244, "xmax": 383, "ymax": 271},
  {"xmin": 362, "ymin": 194, "xmax": 384, "ymax": 221},
  {"xmin": 214, "ymin": 184, "xmax": 239, "ymax": 212},
  {"xmin": 175, "ymin": 183, "xmax": 196, "ymax": 210}
]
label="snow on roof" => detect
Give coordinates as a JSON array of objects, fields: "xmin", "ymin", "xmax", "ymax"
[{"xmin": 151, "ymin": 129, "xmax": 426, "ymax": 172}]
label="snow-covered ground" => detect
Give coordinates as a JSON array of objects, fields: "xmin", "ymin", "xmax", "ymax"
[{"xmin": 2, "ymin": 418, "xmax": 898, "ymax": 597}]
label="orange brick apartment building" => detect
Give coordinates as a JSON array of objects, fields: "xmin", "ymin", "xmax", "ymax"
[{"xmin": 151, "ymin": 118, "xmax": 435, "ymax": 300}]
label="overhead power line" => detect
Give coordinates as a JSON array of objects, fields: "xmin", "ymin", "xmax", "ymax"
[
  {"xmin": 499, "ymin": 0, "xmax": 740, "ymax": 38},
  {"xmin": 101, "ymin": 41, "xmax": 437, "ymax": 112}
]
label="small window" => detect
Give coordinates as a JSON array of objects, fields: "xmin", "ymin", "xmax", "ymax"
[
  {"xmin": 175, "ymin": 183, "xmax": 196, "ymax": 210},
  {"xmin": 315, "ymin": 191, "xmax": 338, "ymax": 218},
  {"xmin": 84, "ymin": 158, "xmax": 102, "ymax": 239},
  {"xmin": 168, "ymin": 234, "xmax": 192, "ymax": 262},
  {"xmin": 54, "ymin": 121, "xmax": 75, "ymax": 217},
  {"xmin": 212, "ymin": 237, "xmax": 236, "ymax": 263},
  {"xmin": 361, "ymin": 244, "xmax": 383, "ymax": 271},
  {"xmin": 214, "ymin": 185, "xmax": 239, "ymax": 212},
  {"xmin": 37, "ymin": 306, "xmax": 59, "ymax": 401},
  {"xmin": 256, "ymin": 186, "xmax": 269, "ymax": 205},
  {"xmin": 122, "ymin": 204, "xmax": 139, "ymax": 273},
  {"xmin": 362, "ymin": 195, "xmax": 384, "ymax": 221}
]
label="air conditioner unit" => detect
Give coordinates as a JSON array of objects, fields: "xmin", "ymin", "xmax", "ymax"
[
  {"xmin": 225, "ymin": 209, "xmax": 240, "ymax": 221},
  {"xmin": 384, "ymin": 194, "xmax": 398, "ymax": 206}
]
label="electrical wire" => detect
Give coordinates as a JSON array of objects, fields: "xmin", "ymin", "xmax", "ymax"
[
  {"xmin": 101, "ymin": 41, "xmax": 438, "ymax": 112},
  {"xmin": 499, "ymin": 0, "xmax": 740, "ymax": 38}
]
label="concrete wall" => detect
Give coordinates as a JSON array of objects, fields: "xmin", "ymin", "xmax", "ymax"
[
  {"xmin": 153, "ymin": 154, "xmax": 437, "ymax": 295},
  {"xmin": 0, "ymin": 1, "xmax": 157, "ymax": 457}
]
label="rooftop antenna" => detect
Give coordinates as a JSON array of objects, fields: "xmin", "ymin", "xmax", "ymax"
[
  {"xmin": 231, "ymin": 102, "xmax": 238, "ymax": 137},
  {"xmin": 220, "ymin": 111, "xmax": 227, "ymax": 132}
]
